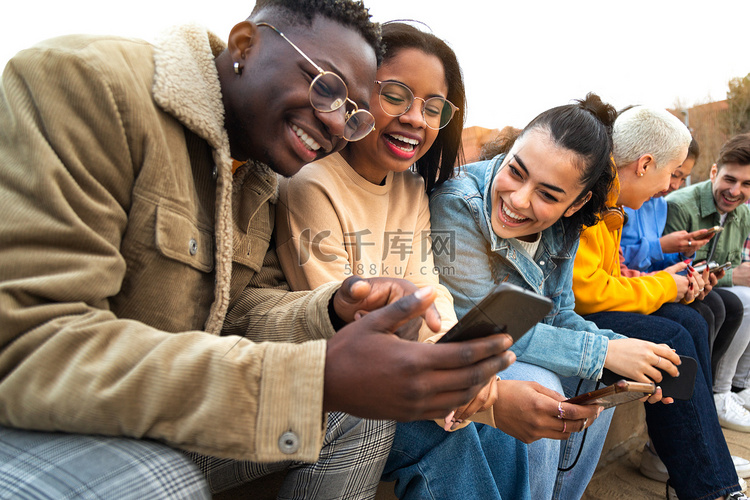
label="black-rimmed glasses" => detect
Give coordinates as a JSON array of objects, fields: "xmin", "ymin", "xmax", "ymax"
[
  {"xmin": 376, "ymin": 80, "xmax": 457, "ymax": 130},
  {"xmin": 256, "ymin": 22, "xmax": 375, "ymax": 141}
]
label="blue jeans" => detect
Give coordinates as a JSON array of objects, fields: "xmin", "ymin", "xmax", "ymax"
[
  {"xmin": 382, "ymin": 420, "xmax": 530, "ymax": 500},
  {"xmin": 499, "ymin": 361, "xmax": 615, "ymax": 500},
  {"xmin": 585, "ymin": 303, "xmax": 741, "ymax": 500}
]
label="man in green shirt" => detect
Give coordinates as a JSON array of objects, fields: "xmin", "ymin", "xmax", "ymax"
[{"xmin": 665, "ymin": 133, "xmax": 750, "ymax": 432}]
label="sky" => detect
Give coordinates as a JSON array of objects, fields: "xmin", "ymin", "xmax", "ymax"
[{"xmin": 2, "ymin": 0, "xmax": 749, "ymax": 129}]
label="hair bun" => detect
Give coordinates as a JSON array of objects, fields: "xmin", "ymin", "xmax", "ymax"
[{"xmin": 577, "ymin": 92, "xmax": 617, "ymax": 131}]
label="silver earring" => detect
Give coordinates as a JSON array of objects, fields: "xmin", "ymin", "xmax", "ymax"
[{"xmin": 234, "ymin": 62, "xmax": 241, "ymax": 75}]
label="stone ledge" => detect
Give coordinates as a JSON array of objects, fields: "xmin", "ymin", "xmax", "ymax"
[{"xmin": 596, "ymin": 401, "xmax": 649, "ymax": 469}]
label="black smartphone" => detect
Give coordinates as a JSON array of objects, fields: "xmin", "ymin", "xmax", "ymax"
[
  {"xmin": 599, "ymin": 355, "xmax": 697, "ymax": 400},
  {"xmin": 565, "ymin": 380, "xmax": 656, "ymax": 409},
  {"xmin": 436, "ymin": 283, "xmax": 553, "ymax": 344}
]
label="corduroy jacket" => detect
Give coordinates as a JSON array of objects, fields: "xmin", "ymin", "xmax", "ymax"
[{"xmin": 0, "ymin": 25, "xmax": 339, "ymax": 463}]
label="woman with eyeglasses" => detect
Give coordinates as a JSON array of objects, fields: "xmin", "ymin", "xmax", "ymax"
[
  {"xmin": 275, "ymin": 21, "xmax": 465, "ymax": 341},
  {"xmin": 275, "ymin": 22, "xmax": 538, "ymax": 498}
]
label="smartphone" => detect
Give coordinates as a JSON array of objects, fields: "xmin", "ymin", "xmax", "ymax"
[
  {"xmin": 436, "ymin": 283, "xmax": 553, "ymax": 344},
  {"xmin": 683, "ymin": 261, "xmax": 713, "ymax": 275},
  {"xmin": 685, "ymin": 261, "xmax": 732, "ymax": 275},
  {"xmin": 709, "ymin": 261, "xmax": 732, "ymax": 275},
  {"xmin": 565, "ymin": 380, "xmax": 655, "ymax": 409},
  {"xmin": 599, "ymin": 355, "xmax": 697, "ymax": 400},
  {"xmin": 692, "ymin": 226, "xmax": 723, "ymax": 241}
]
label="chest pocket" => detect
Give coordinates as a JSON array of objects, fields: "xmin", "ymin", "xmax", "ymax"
[
  {"xmin": 233, "ymin": 184, "xmax": 273, "ymax": 273},
  {"xmin": 155, "ymin": 204, "xmax": 214, "ymax": 272}
]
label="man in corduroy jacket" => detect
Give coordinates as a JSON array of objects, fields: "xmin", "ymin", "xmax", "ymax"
[{"xmin": 0, "ymin": 1, "xmax": 513, "ymax": 498}]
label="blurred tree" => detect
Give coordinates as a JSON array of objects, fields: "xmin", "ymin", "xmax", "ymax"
[{"xmin": 723, "ymin": 73, "xmax": 750, "ymax": 136}]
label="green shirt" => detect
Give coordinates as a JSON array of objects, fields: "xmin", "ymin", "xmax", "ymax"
[{"xmin": 664, "ymin": 179, "xmax": 750, "ymax": 287}]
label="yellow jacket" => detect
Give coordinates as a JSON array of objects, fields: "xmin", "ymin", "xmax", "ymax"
[{"xmin": 572, "ymin": 182, "xmax": 677, "ymax": 315}]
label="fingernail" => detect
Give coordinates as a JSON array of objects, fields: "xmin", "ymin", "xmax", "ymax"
[
  {"xmin": 683, "ymin": 259, "xmax": 691, "ymax": 264},
  {"xmin": 443, "ymin": 411, "xmax": 455, "ymax": 432},
  {"xmin": 688, "ymin": 265, "xmax": 695, "ymax": 272},
  {"xmin": 415, "ymin": 286, "xmax": 433, "ymax": 300},
  {"xmin": 597, "ymin": 407, "xmax": 603, "ymax": 416}
]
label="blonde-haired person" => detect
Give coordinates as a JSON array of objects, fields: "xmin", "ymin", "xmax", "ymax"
[
  {"xmin": 572, "ymin": 106, "xmax": 746, "ymax": 500},
  {"xmin": 619, "ymin": 136, "xmax": 748, "ymax": 484}
]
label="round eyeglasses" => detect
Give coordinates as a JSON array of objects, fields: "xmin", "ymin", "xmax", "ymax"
[
  {"xmin": 256, "ymin": 23, "xmax": 375, "ymax": 142},
  {"xmin": 376, "ymin": 80, "xmax": 457, "ymax": 130}
]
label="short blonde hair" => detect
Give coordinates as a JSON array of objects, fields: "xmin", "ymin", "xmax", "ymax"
[{"xmin": 612, "ymin": 106, "xmax": 692, "ymax": 169}]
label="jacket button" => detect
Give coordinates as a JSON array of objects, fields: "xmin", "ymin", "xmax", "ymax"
[
  {"xmin": 188, "ymin": 238, "xmax": 198, "ymax": 256},
  {"xmin": 539, "ymin": 261, "xmax": 545, "ymax": 266},
  {"xmin": 278, "ymin": 431, "xmax": 299, "ymax": 454}
]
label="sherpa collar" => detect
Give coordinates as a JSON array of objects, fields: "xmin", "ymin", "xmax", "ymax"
[{"xmin": 152, "ymin": 24, "xmax": 228, "ymax": 153}]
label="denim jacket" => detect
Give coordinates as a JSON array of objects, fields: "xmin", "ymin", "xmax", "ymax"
[{"xmin": 429, "ymin": 156, "xmax": 625, "ymax": 380}]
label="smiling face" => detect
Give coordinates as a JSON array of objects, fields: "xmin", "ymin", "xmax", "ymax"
[
  {"xmin": 711, "ymin": 162, "xmax": 750, "ymax": 213},
  {"xmin": 665, "ymin": 155, "xmax": 696, "ymax": 195},
  {"xmin": 221, "ymin": 16, "xmax": 377, "ymax": 177},
  {"xmin": 341, "ymin": 47, "xmax": 447, "ymax": 184},
  {"xmin": 490, "ymin": 129, "xmax": 592, "ymax": 242},
  {"xmin": 617, "ymin": 151, "xmax": 686, "ymax": 209}
]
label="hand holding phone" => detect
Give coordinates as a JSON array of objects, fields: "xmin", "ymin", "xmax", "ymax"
[
  {"xmin": 691, "ymin": 226, "xmax": 723, "ymax": 241},
  {"xmin": 708, "ymin": 261, "xmax": 732, "ymax": 275},
  {"xmin": 680, "ymin": 261, "xmax": 732, "ymax": 276},
  {"xmin": 599, "ymin": 355, "xmax": 697, "ymax": 400},
  {"xmin": 437, "ymin": 283, "xmax": 552, "ymax": 344},
  {"xmin": 565, "ymin": 380, "xmax": 655, "ymax": 409}
]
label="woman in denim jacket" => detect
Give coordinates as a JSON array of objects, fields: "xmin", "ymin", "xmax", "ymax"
[{"xmin": 426, "ymin": 95, "xmax": 679, "ymax": 499}]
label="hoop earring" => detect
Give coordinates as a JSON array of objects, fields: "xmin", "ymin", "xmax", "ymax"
[{"xmin": 234, "ymin": 62, "xmax": 242, "ymax": 75}]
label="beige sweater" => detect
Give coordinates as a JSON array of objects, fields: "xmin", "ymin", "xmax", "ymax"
[{"xmin": 275, "ymin": 153, "xmax": 457, "ymax": 338}]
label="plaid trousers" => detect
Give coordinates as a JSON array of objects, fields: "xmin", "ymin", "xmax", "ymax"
[
  {"xmin": 190, "ymin": 412, "xmax": 396, "ymax": 500},
  {"xmin": 0, "ymin": 413, "xmax": 394, "ymax": 500},
  {"xmin": 0, "ymin": 426, "xmax": 209, "ymax": 499}
]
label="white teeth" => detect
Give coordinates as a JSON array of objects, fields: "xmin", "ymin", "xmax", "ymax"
[
  {"xmin": 390, "ymin": 134, "xmax": 419, "ymax": 146},
  {"xmin": 292, "ymin": 124, "xmax": 321, "ymax": 151},
  {"xmin": 502, "ymin": 203, "xmax": 527, "ymax": 221}
]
